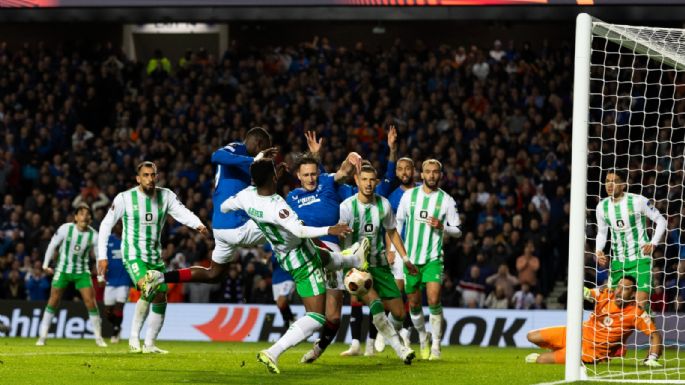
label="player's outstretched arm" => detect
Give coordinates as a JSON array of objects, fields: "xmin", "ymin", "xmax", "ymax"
[
  {"xmin": 644, "ymin": 330, "xmax": 663, "ymax": 367},
  {"xmin": 167, "ymin": 190, "xmax": 204, "ymax": 231},
  {"xmin": 375, "ymin": 125, "xmax": 398, "ymax": 197},
  {"xmin": 211, "ymin": 145, "xmax": 254, "ymax": 171},
  {"xmin": 220, "ymin": 191, "xmax": 244, "ymax": 214},
  {"xmin": 334, "ymin": 152, "xmax": 362, "ymax": 183}
]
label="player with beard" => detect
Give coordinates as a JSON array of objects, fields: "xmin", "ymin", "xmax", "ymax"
[
  {"xmin": 396, "ymin": 159, "xmax": 462, "ymax": 360},
  {"xmin": 98, "ymin": 161, "xmax": 208, "ymax": 353}
]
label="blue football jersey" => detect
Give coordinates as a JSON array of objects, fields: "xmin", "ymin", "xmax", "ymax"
[
  {"xmin": 212, "ymin": 142, "xmax": 253, "ymax": 229},
  {"xmin": 286, "ymin": 173, "xmax": 343, "ymax": 244},
  {"xmin": 105, "ymin": 234, "xmax": 131, "ymax": 287}
]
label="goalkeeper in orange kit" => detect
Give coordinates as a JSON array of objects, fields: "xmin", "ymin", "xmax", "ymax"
[{"xmin": 525, "ymin": 275, "xmax": 662, "ymax": 367}]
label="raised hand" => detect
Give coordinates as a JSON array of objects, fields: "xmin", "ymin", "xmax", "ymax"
[
  {"xmin": 596, "ymin": 250, "xmax": 608, "ymax": 268},
  {"xmin": 388, "ymin": 124, "xmax": 397, "ymax": 151},
  {"xmin": 305, "ymin": 131, "xmax": 323, "ymax": 155},
  {"xmin": 276, "ymin": 162, "xmax": 290, "ymax": 179},
  {"xmin": 256, "ymin": 147, "xmax": 279, "ymax": 161},
  {"xmin": 347, "ymin": 152, "xmax": 362, "ymax": 175},
  {"xmin": 404, "ymin": 260, "xmax": 419, "ymax": 275}
]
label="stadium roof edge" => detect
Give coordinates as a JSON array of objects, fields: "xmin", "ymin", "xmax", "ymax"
[{"xmin": 0, "ymin": 5, "xmax": 684, "ymax": 23}]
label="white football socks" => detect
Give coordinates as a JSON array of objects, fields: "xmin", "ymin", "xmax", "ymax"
[{"xmin": 267, "ymin": 313, "xmax": 324, "ymax": 360}]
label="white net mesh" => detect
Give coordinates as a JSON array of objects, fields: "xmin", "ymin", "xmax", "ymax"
[{"xmin": 585, "ymin": 19, "xmax": 685, "ymax": 383}]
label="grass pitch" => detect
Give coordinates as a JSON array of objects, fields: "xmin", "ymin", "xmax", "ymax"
[{"xmin": 0, "ymin": 338, "xmax": 682, "ymax": 384}]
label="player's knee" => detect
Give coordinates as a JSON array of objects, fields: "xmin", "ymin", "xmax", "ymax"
[
  {"xmin": 527, "ymin": 330, "xmax": 539, "ymax": 344},
  {"xmin": 85, "ymin": 298, "xmax": 97, "ymax": 309},
  {"xmin": 153, "ymin": 291, "xmax": 167, "ymax": 303},
  {"xmin": 326, "ymin": 315, "xmax": 341, "ymax": 326},
  {"xmin": 426, "ymin": 297, "xmax": 440, "ymax": 307},
  {"xmin": 104, "ymin": 306, "xmax": 113, "ymax": 318}
]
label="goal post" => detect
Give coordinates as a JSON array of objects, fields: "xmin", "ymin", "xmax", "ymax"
[
  {"xmin": 566, "ymin": 11, "xmax": 592, "ymax": 383},
  {"xmin": 567, "ymin": 13, "xmax": 685, "ymax": 383}
]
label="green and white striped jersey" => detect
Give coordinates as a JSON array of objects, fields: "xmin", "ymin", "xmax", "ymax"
[
  {"xmin": 595, "ymin": 192, "xmax": 667, "ymax": 262},
  {"xmin": 339, "ymin": 194, "xmax": 395, "ymax": 268},
  {"xmin": 396, "ymin": 186, "xmax": 461, "ymax": 265},
  {"xmin": 98, "ymin": 186, "xmax": 203, "ymax": 265},
  {"xmin": 43, "ymin": 223, "xmax": 99, "ymax": 274},
  {"xmin": 221, "ymin": 187, "xmax": 329, "ymax": 272}
]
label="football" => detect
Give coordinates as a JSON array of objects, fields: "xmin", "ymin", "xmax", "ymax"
[{"xmin": 344, "ymin": 268, "xmax": 373, "ymax": 297}]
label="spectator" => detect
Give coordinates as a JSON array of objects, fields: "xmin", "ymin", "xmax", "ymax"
[
  {"xmin": 183, "ymin": 262, "xmax": 221, "ymax": 303},
  {"xmin": 3, "ymin": 269, "xmax": 26, "ymax": 300},
  {"xmin": 486, "ymin": 263, "xmax": 519, "ymax": 299},
  {"xmin": 531, "ymin": 184, "xmax": 551, "ymax": 215},
  {"xmin": 532, "ymin": 293, "xmax": 547, "ymax": 310},
  {"xmin": 457, "ymin": 265, "xmax": 486, "ymax": 308},
  {"xmin": 512, "ymin": 283, "xmax": 535, "ymax": 310},
  {"xmin": 146, "ymin": 49, "xmax": 171, "ymax": 76},
  {"xmin": 223, "ymin": 265, "xmax": 244, "ymax": 304},
  {"xmin": 25, "ymin": 261, "xmax": 50, "ymax": 301},
  {"xmin": 441, "ymin": 276, "xmax": 460, "ymax": 307},
  {"xmin": 650, "ymin": 286, "xmax": 667, "ymax": 313},
  {"xmin": 489, "ymin": 40, "xmax": 506, "ymax": 62},
  {"xmin": 516, "ymin": 241, "xmax": 540, "ymax": 288},
  {"xmin": 251, "ymin": 279, "xmax": 272, "ymax": 304},
  {"xmin": 484, "ymin": 284, "xmax": 510, "ymax": 309}
]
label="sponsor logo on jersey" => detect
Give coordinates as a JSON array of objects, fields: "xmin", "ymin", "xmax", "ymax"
[
  {"xmin": 364, "ymin": 224, "xmax": 374, "ymax": 233},
  {"xmin": 248, "ymin": 208, "xmax": 264, "ymax": 218},
  {"xmin": 297, "ymin": 195, "xmax": 321, "ymax": 208}
]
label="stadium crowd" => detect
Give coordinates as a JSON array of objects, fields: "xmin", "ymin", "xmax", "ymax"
[{"xmin": 0, "ymin": 35, "xmax": 677, "ymax": 310}]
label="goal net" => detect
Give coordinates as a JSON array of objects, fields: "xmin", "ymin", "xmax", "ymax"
[{"xmin": 567, "ymin": 14, "xmax": 685, "ymax": 383}]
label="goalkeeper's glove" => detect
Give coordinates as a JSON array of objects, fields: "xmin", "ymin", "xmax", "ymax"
[{"xmin": 643, "ymin": 353, "xmax": 661, "ymax": 367}]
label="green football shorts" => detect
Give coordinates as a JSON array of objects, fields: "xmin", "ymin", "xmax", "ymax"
[
  {"xmin": 404, "ymin": 259, "xmax": 443, "ymax": 294},
  {"xmin": 52, "ymin": 271, "xmax": 92, "ymax": 290}
]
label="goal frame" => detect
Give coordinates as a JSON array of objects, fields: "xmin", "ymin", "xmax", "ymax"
[
  {"xmin": 566, "ymin": 11, "xmax": 592, "ymax": 383},
  {"xmin": 567, "ymin": 13, "xmax": 685, "ymax": 384}
]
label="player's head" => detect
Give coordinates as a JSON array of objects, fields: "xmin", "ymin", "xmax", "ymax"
[
  {"xmin": 355, "ymin": 164, "xmax": 378, "ymax": 198},
  {"xmin": 244, "ymin": 127, "xmax": 271, "ymax": 156},
  {"xmin": 73, "ymin": 204, "xmax": 92, "ymax": 227},
  {"xmin": 614, "ymin": 275, "xmax": 637, "ymax": 306},
  {"xmin": 136, "ymin": 161, "xmax": 158, "ymax": 196},
  {"xmin": 295, "ymin": 155, "xmax": 320, "ymax": 192},
  {"xmin": 605, "ymin": 170, "xmax": 627, "ymax": 198},
  {"xmin": 250, "ymin": 158, "xmax": 277, "ymax": 192},
  {"xmin": 421, "ymin": 159, "xmax": 443, "ymax": 190},
  {"xmin": 396, "ymin": 157, "xmax": 415, "ymax": 186}
]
